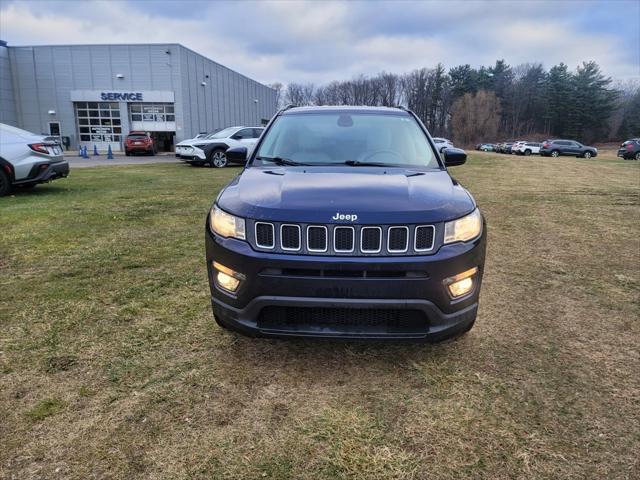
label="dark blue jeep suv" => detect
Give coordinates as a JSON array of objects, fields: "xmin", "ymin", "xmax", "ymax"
[{"xmin": 205, "ymin": 106, "xmax": 486, "ymax": 341}]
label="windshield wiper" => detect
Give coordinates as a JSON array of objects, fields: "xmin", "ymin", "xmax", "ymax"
[
  {"xmin": 256, "ymin": 156, "xmax": 310, "ymax": 166},
  {"xmin": 342, "ymin": 160, "xmax": 396, "ymax": 167}
]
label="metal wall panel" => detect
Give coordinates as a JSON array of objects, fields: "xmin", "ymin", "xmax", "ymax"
[
  {"xmin": 4, "ymin": 43, "xmax": 277, "ymax": 147},
  {"xmin": 0, "ymin": 45, "xmax": 18, "ymax": 126}
]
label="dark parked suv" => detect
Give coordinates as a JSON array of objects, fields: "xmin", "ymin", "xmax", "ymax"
[
  {"xmin": 617, "ymin": 139, "xmax": 640, "ymax": 160},
  {"xmin": 205, "ymin": 106, "xmax": 486, "ymax": 341},
  {"xmin": 540, "ymin": 139, "xmax": 598, "ymax": 158}
]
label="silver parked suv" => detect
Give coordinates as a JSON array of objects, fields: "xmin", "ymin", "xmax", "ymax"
[{"xmin": 0, "ymin": 123, "xmax": 69, "ymax": 196}]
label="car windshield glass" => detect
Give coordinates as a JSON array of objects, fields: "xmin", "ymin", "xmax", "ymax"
[
  {"xmin": 207, "ymin": 127, "xmax": 238, "ymax": 139},
  {"xmin": 254, "ymin": 113, "xmax": 439, "ymax": 168}
]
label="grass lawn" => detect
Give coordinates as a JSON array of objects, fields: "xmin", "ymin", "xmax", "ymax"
[{"xmin": 1, "ymin": 153, "xmax": 639, "ymax": 479}]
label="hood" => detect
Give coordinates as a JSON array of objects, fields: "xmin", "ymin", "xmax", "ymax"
[{"xmin": 217, "ymin": 166, "xmax": 475, "ymax": 224}]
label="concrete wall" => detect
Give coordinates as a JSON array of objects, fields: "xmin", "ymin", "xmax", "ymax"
[
  {"xmin": 0, "ymin": 43, "xmax": 18, "ymax": 126},
  {"xmin": 3, "ymin": 43, "xmax": 276, "ymax": 147}
]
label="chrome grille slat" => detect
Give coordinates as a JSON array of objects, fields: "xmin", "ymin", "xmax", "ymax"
[
  {"xmin": 307, "ymin": 225, "xmax": 328, "ymax": 252},
  {"xmin": 280, "ymin": 224, "xmax": 301, "ymax": 251},
  {"xmin": 387, "ymin": 226, "xmax": 409, "ymax": 253},
  {"xmin": 360, "ymin": 226, "xmax": 382, "ymax": 253},
  {"xmin": 414, "ymin": 225, "xmax": 435, "ymax": 252},
  {"xmin": 255, "ymin": 222, "xmax": 275, "ymax": 249},
  {"xmin": 334, "ymin": 226, "xmax": 355, "ymax": 253}
]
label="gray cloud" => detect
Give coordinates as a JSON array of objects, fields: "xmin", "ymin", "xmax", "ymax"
[{"xmin": 1, "ymin": 0, "xmax": 637, "ymax": 85}]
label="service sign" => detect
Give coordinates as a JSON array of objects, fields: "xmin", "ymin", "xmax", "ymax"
[
  {"xmin": 100, "ymin": 92, "xmax": 143, "ymax": 101},
  {"xmin": 70, "ymin": 90, "xmax": 174, "ymax": 103}
]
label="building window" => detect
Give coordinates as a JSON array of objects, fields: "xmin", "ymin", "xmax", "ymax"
[
  {"xmin": 75, "ymin": 102, "xmax": 121, "ymax": 142},
  {"xmin": 129, "ymin": 103, "xmax": 175, "ymax": 123}
]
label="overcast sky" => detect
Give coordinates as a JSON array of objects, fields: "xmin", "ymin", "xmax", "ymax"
[{"xmin": 1, "ymin": 0, "xmax": 638, "ymax": 85}]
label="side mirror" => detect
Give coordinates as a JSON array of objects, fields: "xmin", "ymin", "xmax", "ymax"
[
  {"xmin": 225, "ymin": 146, "xmax": 247, "ymax": 163},
  {"xmin": 443, "ymin": 147, "xmax": 467, "ymax": 167}
]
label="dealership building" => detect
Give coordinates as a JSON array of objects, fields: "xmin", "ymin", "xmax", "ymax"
[{"xmin": 0, "ymin": 41, "xmax": 277, "ymax": 152}]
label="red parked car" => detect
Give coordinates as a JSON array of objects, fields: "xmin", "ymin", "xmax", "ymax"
[{"xmin": 124, "ymin": 131, "xmax": 156, "ymax": 156}]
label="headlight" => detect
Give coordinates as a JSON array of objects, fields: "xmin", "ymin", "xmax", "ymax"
[
  {"xmin": 210, "ymin": 205, "xmax": 246, "ymax": 240},
  {"xmin": 444, "ymin": 208, "xmax": 482, "ymax": 244}
]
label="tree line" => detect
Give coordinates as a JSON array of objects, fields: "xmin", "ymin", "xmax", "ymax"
[{"xmin": 270, "ymin": 60, "xmax": 638, "ymax": 145}]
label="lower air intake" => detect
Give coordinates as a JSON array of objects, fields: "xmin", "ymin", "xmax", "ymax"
[{"xmin": 258, "ymin": 306, "xmax": 428, "ymax": 334}]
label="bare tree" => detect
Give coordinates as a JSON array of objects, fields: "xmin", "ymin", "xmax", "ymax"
[
  {"xmin": 269, "ymin": 82, "xmax": 283, "ymax": 109},
  {"xmin": 376, "ymin": 72, "xmax": 402, "ymax": 106},
  {"xmin": 451, "ymin": 90, "xmax": 501, "ymax": 145},
  {"xmin": 284, "ymin": 83, "xmax": 315, "ymax": 106}
]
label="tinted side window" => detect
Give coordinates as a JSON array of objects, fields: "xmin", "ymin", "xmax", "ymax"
[
  {"xmin": 253, "ymin": 128, "xmax": 264, "ymax": 138},
  {"xmin": 235, "ymin": 128, "xmax": 254, "ymax": 139},
  {"xmin": 556, "ymin": 141, "xmax": 569, "ymax": 146}
]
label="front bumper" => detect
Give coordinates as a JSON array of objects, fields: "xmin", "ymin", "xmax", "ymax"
[
  {"xmin": 176, "ymin": 148, "xmax": 206, "ymax": 161},
  {"xmin": 205, "ymin": 224, "xmax": 486, "ymax": 340}
]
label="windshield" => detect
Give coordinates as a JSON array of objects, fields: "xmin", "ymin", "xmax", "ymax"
[
  {"xmin": 254, "ymin": 113, "xmax": 439, "ymax": 168},
  {"xmin": 207, "ymin": 127, "xmax": 238, "ymax": 139}
]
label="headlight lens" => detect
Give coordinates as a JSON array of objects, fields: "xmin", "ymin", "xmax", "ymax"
[
  {"xmin": 210, "ymin": 205, "xmax": 246, "ymax": 240},
  {"xmin": 444, "ymin": 208, "xmax": 482, "ymax": 244}
]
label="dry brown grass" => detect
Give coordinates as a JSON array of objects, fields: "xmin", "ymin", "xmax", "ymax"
[{"xmin": 1, "ymin": 154, "xmax": 639, "ymax": 479}]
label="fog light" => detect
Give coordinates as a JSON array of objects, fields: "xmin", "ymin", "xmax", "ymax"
[
  {"xmin": 213, "ymin": 262, "xmax": 245, "ymax": 293},
  {"xmin": 445, "ymin": 267, "xmax": 478, "ymax": 299}
]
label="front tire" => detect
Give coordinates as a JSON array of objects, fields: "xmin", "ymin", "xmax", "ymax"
[
  {"xmin": 209, "ymin": 148, "xmax": 228, "ymax": 168},
  {"xmin": 583, "ymin": 151, "xmax": 592, "ymax": 159},
  {"xmin": 524, "ymin": 149, "xmax": 531, "ymax": 156},
  {"xmin": 0, "ymin": 170, "xmax": 12, "ymax": 196},
  {"xmin": 551, "ymin": 150, "xmax": 560, "ymax": 158},
  {"xmin": 634, "ymin": 152, "xmax": 640, "ymax": 161}
]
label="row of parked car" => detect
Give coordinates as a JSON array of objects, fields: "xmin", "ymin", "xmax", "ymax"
[
  {"xmin": 479, "ymin": 138, "xmax": 640, "ymax": 160},
  {"xmin": 477, "ymin": 139, "xmax": 599, "ymax": 158}
]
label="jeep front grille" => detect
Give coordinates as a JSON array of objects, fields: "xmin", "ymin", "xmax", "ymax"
[{"xmin": 249, "ymin": 221, "xmax": 437, "ymax": 256}]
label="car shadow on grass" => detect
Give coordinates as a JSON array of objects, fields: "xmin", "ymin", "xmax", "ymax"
[{"xmin": 4, "ymin": 184, "xmax": 70, "ymax": 198}]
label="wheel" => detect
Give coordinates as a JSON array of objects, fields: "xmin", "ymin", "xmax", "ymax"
[
  {"xmin": 635, "ymin": 152, "xmax": 640, "ymax": 161},
  {"xmin": 583, "ymin": 151, "xmax": 592, "ymax": 159},
  {"xmin": 524, "ymin": 149, "xmax": 531, "ymax": 156},
  {"xmin": 550, "ymin": 150, "xmax": 560, "ymax": 158},
  {"xmin": 209, "ymin": 148, "xmax": 227, "ymax": 168},
  {"xmin": 0, "ymin": 170, "xmax": 12, "ymax": 196}
]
